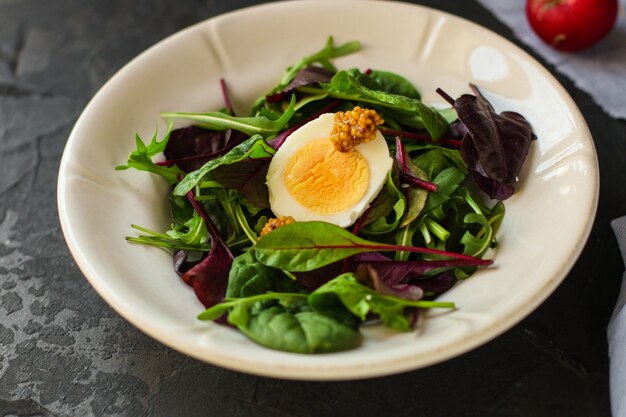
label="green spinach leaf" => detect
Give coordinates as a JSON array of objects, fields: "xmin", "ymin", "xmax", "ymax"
[
  {"xmin": 322, "ymin": 69, "xmax": 449, "ymax": 139},
  {"xmin": 368, "ymin": 70, "xmax": 421, "ymax": 100},
  {"xmin": 241, "ymin": 306, "xmax": 361, "ymax": 354},
  {"xmin": 174, "ymin": 135, "xmax": 275, "ymax": 196},
  {"xmin": 255, "ymin": 221, "xmax": 477, "ymax": 272},
  {"xmin": 198, "ymin": 292, "xmax": 361, "ymax": 354},
  {"xmin": 226, "ymin": 251, "xmax": 302, "ymax": 298}
]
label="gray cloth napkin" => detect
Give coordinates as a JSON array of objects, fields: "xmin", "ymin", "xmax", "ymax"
[
  {"xmin": 610, "ymin": 217, "xmax": 626, "ymax": 417},
  {"xmin": 475, "ymin": 0, "xmax": 626, "ymax": 120}
]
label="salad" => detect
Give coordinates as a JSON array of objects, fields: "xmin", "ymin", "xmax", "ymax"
[{"xmin": 117, "ymin": 37, "xmax": 534, "ymax": 354}]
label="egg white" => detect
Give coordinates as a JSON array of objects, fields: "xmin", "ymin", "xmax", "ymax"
[{"xmin": 266, "ymin": 113, "xmax": 393, "ymax": 228}]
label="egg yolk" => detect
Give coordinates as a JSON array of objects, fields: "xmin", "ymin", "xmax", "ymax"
[{"xmin": 283, "ymin": 138, "xmax": 369, "ymax": 214}]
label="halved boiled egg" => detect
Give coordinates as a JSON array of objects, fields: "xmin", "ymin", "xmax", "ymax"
[{"xmin": 266, "ymin": 110, "xmax": 393, "ymax": 228}]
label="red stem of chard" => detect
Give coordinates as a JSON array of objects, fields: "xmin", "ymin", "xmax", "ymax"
[
  {"xmin": 352, "ymin": 205, "xmax": 372, "ymax": 235},
  {"xmin": 395, "ymin": 136, "xmax": 408, "ymax": 172},
  {"xmin": 354, "ymin": 258, "xmax": 491, "ymax": 268},
  {"xmin": 302, "ymin": 243, "xmax": 492, "ymax": 263},
  {"xmin": 435, "ymin": 88, "xmax": 456, "ymax": 107},
  {"xmin": 395, "ymin": 137, "xmax": 439, "ymax": 192},
  {"xmin": 186, "ymin": 188, "xmax": 229, "ymax": 253},
  {"xmin": 220, "ymin": 78, "xmax": 235, "ymax": 116},
  {"xmin": 401, "ymin": 172, "xmax": 438, "ymax": 192},
  {"xmin": 348, "ymin": 198, "xmax": 375, "ymax": 273}
]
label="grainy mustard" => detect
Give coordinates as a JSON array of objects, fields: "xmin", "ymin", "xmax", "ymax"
[
  {"xmin": 260, "ymin": 216, "xmax": 296, "ymax": 237},
  {"xmin": 330, "ymin": 106, "xmax": 384, "ymax": 153}
]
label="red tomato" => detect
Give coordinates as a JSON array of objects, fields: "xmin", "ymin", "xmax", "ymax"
[{"xmin": 526, "ymin": 0, "xmax": 619, "ymax": 51}]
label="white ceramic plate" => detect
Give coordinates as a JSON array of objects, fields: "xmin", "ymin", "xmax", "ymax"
[{"xmin": 57, "ymin": 0, "xmax": 598, "ymax": 380}]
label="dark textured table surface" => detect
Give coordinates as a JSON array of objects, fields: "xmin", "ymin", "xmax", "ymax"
[{"xmin": 1, "ymin": 0, "xmax": 625, "ymax": 416}]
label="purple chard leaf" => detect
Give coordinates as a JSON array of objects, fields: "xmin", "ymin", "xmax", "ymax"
[
  {"xmin": 410, "ymin": 271, "xmax": 457, "ymax": 295},
  {"xmin": 211, "ymin": 158, "xmax": 272, "ymax": 209},
  {"xmin": 179, "ymin": 189, "xmax": 234, "ymax": 308},
  {"xmin": 161, "ymin": 126, "xmax": 247, "ymax": 172},
  {"xmin": 355, "ymin": 264, "xmax": 424, "ymax": 301},
  {"xmin": 266, "ymin": 66, "xmax": 335, "ymax": 103},
  {"xmin": 436, "ymin": 84, "xmax": 534, "ymax": 200}
]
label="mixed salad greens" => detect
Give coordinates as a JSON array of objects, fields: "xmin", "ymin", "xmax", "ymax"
[{"xmin": 117, "ymin": 37, "xmax": 534, "ymax": 354}]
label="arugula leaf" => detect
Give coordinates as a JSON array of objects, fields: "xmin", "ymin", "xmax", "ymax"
[
  {"xmin": 412, "ymin": 148, "xmax": 452, "ymax": 180},
  {"xmin": 165, "ymin": 212, "xmax": 208, "ymax": 246},
  {"xmin": 394, "ymin": 221, "xmax": 420, "ymax": 262},
  {"xmin": 309, "ymin": 273, "xmax": 454, "ymax": 332},
  {"xmin": 405, "ymin": 145, "xmax": 468, "ymax": 175},
  {"xmin": 460, "ymin": 197, "xmax": 505, "ymax": 258},
  {"xmin": 162, "ymin": 95, "xmax": 296, "ymax": 137},
  {"xmin": 277, "ymin": 37, "xmax": 360, "ymax": 90},
  {"xmin": 126, "ymin": 194, "xmax": 212, "ymax": 252},
  {"xmin": 115, "ymin": 123, "xmax": 183, "ymax": 185},
  {"xmin": 126, "ymin": 224, "xmax": 210, "ymax": 252},
  {"xmin": 424, "ymin": 167, "xmax": 466, "ymax": 212},
  {"xmin": 174, "ymin": 135, "xmax": 275, "ymax": 196}
]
